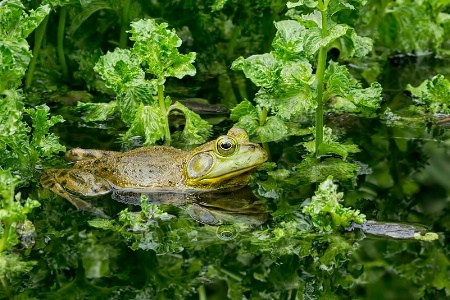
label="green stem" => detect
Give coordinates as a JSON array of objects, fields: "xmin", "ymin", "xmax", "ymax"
[
  {"xmin": 119, "ymin": 0, "xmax": 131, "ymax": 48},
  {"xmin": 226, "ymin": 25, "xmax": 243, "ymax": 105},
  {"xmin": 25, "ymin": 14, "xmax": 49, "ymax": 88},
  {"xmin": 0, "ymin": 275, "xmax": 11, "ymax": 299},
  {"xmin": 259, "ymin": 107, "xmax": 271, "ymax": 160},
  {"xmin": 227, "ymin": 25, "xmax": 241, "ymax": 58},
  {"xmin": 314, "ymin": 4, "xmax": 328, "ymax": 157},
  {"xmin": 259, "ymin": 107, "xmax": 268, "ymax": 126},
  {"xmin": 158, "ymin": 85, "xmax": 171, "ymax": 145},
  {"xmin": 198, "ymin": 285, "xmax": 207, "ymax": 300},
  {"xmin": 57, "ymin": 6, "xmax": 69, "ymax": 81},
  {"xmin": 0, "ymin": 222, "xmax": 11, "ymax": 252},
  {"xmin": 220, "ymin": 268, "xmax": 243, "ymax": 281}
]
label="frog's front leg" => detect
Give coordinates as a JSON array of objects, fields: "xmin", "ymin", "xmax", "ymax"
[
  {"xmin": 65, "ymin": 148, "xmax": 120, "ymax": 162},
  {"xmin": 40, "ymin": 169, "xmax": 112, "ymax": 218}
]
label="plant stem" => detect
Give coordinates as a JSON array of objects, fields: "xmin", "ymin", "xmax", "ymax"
[
  {"xmin": 259, "ymin": 107, "xmax": 271, "ymax": 160},
  {"xmin": 259, "ymin": 107, "xmax": 268, "ymax": 126},
  {"xmin": 57, "ymin": 6, "xmax": 69, "ymax": 81},
  {"xmin": 314, "ymin": 3, "xmax": 328, "ymax": 157},
  {"xmin": 198, "ymin": 285, "xmax": 206, "ymax": 300},
  {"xmin": 158, "ymin": 85, "xmax": 171, "ymax": 145},
  {"xmin": 25, "ymin": 14, "xmax": 49, "ymax": 88},
  {"xmin": 119, "ymin": 0, "xmax": 131, "ymax": 48},
  {"xmin": 0, "ymin": 275, "xmax": 11, "ymax": 299},
  {"xmin": 0, "ymin": 222, "xmax": 11, "ymax": 252}
]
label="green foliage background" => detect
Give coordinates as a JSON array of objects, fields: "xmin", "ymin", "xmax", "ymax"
[{"xmin": 0, "ymin": 0, "xmax": 449, "ymax": 299}]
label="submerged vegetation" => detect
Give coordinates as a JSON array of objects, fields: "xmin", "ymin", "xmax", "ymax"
[{"xmin": 0, "ymin": 0, "xmax": 449, "ymax": 299}]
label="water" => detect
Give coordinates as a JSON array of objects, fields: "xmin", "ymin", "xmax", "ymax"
[{"xmin": 9, "ymin": 56, "xmax": 446, "ymax": 300}]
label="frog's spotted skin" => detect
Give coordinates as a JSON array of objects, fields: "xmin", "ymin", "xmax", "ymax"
[
  {"xmin": 40, "ymin": 127, "xmax": 268, "ymax": 215},
  {"xmin": 65, "ymin": 148, "xmax": 119, "ymax": 162}
]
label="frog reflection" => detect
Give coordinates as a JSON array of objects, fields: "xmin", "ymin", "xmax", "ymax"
[{"xmin": 112, "ymin": 187, "xmax": 268, "ymax": 226}]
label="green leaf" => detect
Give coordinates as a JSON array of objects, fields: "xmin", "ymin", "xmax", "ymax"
[
  {"xmin": 94, "ymin": 48, "xmax": 147, "ymax": 94},
  {"xmin": 68, "ymin": 0, "xmax": 113, "ymax": 35},
  {"xmin": 230, "ymin": 100, "xmax": 260, "ymax": 136},
  {"xmin": 129, "ymin": 19, "xmax": 196, "ymax": 84},
  {"xmin": 318, "ymin": 235, "xmax": 354, "ymax": 268},
  {"xmin": 280, "ymin": 58, "xmax": 314, "ymax": 86},
  {"xmin": 0, "ymin": 169, "xmax": 40, "ymax": 254},
  {"xmin": 69, "ymin": 49, "xmax": 109, "ymax": 93},
  {"xmin": 0, "ymin": 94, "xmax": 65, "ymax": 178},
  {"xmin": 324, "ymin": 61, "xmax": 382, "ymax": 117},
  {"xmin": 212, "ymin": 0, "xmax": 228, "ymax": 11},
  {"xmin": 286, "ymin": 0, "xmax": 318, "ymax": 14},
  {"xmin": 256, "ymin": 116, "xmax": 289, "ymax": 143},
  {"xmin": 331, "ymin": 28, "xmax": 373, "ymax": 60},
  {"xmin": 0, "ymin": 252, "xmax": 37, "ymax": 277},
  {"xmin": 254, "ymin": 59, "xmax": 315, "ymax": 119},
  {"xmin": 272, "ymin": 20, "xmax": 308, "ymax": 60},
  {"xmin": 0, "ymin": 169, "xmax": 20, "ymax": 208},
  {"xmin": 122, "ymin": 104, "xmax": 166, "ymax": 145},
  {"xmin": 320, "ymin": 24, "xmax": 349, "ymax": 51},
  {"xmin": 231, "ymin": 100, "xmax": 288, "ymax": 142},
  {"xmin": 272, "ymin": 20, "xmax": 349, "ymax": 61},
  {"xmin": 302, "ymin": 127, "xmax": 360, "ymax": 159},
  {"xmin": 94, "ymin": 48, "xmax": 158, "ymax": 124},
  {"xmin": 295, "ymin": 157, "xmax": 360, "ymax": 183},
  {"xmin": 230, "ymin": 99, "xmax": 259, "ymax": 121},
  {"xmin": 231, "ymin": 53, "xmax": 280, "ymax": 88},
  {"xmin": 406, "ymin": 75, "xmax": 450, "ymax": 114},
  {"xmin": 77, "ymin": 101, "xmax": 119, "ymax": 122},
  {"xmin": 0, "ymin": 89, "xmax": 31, "ymax": 173},
  {"xmin": 0, "ymin": 1, "xmax": 50, "ymax": 40},
  {"xmin": 169, "ymin": 101, "xmax": 212, "ymax": 145},
  {"xmin": 119, "ymin": 83, "xmax": 157, "ymax": 124},
  {"xmin": 0, "ymin": 40, "xmax": 31, "ymax": 92},
  {"xmin": 26, "ymin": 104, "xmax": 65, "ymax": 159},
  {"xmin": 255, "ymin": 86, "xmax": 314, "ymax": 119},
  {"xmin": 302, "ymin": 176, "xmax": 366, "ymax": 232},
  {"xmin": 378, "ymin": 2, "xmax": 445, "ymax": 54},
  {"xmin": 287, "ymin": 0, "xmax": 318, "ymax": 9},
  {"xmin": 88, "ymin": 219, "xmax": 117, "ymax": 230}
]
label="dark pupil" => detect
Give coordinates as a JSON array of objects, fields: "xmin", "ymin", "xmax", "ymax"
[{"xmin": 221, "ymin": 141, "xmax": 232, "ymax": 150}]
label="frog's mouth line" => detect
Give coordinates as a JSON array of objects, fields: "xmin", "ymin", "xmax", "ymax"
[{"xmin": 191, "ymin": 164, "xmax": 261, "ymax": 183}]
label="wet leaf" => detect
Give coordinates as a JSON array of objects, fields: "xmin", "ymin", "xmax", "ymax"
[
  {"xmin": 406, "ymin": 74, "xmax": 450, "ymax": 114},
  {"xmin": 302, "ymin": 176, "xmax": 366, "ymax": 232},
  {"xmin": 231, "ymin": 53, "xmax": 280, "ymax": 88},
  {"xmin": 77, "ymin": 101, "xmax": 119, "ymax": 122},
  {"xmin": 169, "ymin": 101, "xmax": 212, "ymax": 145},
  {"xmin": 122, "ymin": 104, "xmax": 167, "ymax": 145},
  {"xmin": 129, "ymin": 19, "xmax": 196, "ymax": 84},
  {"xmin": 324, "ymin": 61, "xmax": 382, "ymax": 116}
]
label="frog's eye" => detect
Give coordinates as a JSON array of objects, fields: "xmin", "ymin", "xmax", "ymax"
[{"xmin": 215, "ymin": 136, "xmax": 237, "ymax": 156}]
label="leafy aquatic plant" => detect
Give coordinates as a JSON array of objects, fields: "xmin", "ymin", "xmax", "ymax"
[
  {"xmin": 0, "ymin": 0, "xmax": 64, "ymax": 180},
  {"xmin": 302, "ymin": 176, "xmax": 366, "ymax": 232},
  {"xmin": 82, "ymin": 18, "xmax": 212, "ymax": 146},
  {"xmin": 0, "ymin": 169, "xmax": 40, "ymax": 298},
  {"xmin": 406, "ymin": 74, "xmax": 450, "ymax": 115},
  {"xmin": 229, "ymin": 0, "xmax": 381, "ymax": 184},
  {"xmin": 356, "ymin": 0, "xmax": 450, "ymax": 56},
  {"xmin": 231, "ymin": 0, "xmax": 382, "ymax": 149}
]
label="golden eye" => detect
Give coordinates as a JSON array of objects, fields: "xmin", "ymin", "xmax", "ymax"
[{"xmin": 215, "ymin": 136, "xmax": 237, "ymax": 156}]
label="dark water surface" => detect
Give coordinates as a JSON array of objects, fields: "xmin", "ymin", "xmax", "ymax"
[{"xmin": 12, "ymin": 56, "xmax": 449, "ymax": 299}]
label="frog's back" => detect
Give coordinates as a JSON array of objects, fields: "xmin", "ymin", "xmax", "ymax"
[{"xmin": 75, "ymin": 146, "xmax": 189, "ymax": 191}]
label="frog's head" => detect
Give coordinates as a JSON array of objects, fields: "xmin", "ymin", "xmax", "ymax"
[{"xmin": 184, "ymin": 127, "xmax": 268, "ymax": 191}]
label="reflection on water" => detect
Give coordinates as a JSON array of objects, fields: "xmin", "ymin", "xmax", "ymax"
[
  {"xmin": 20, "ymin": 56, "xmax": 450, "ymax": 300},
  {"xmin": 111, "ymin": 187, "xmax": 268, "ymax": 226}
]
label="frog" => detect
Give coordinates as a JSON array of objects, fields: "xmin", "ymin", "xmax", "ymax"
[{"xmin": 40, "ymin": 127, "xmax": 268, "ymax": 216}]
